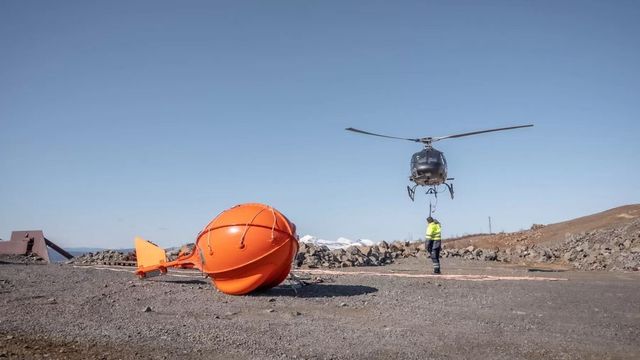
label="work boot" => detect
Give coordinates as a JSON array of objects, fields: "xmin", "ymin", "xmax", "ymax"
[{"xmin": 433, "ymin": 268, "xmax": 441, "ymax": 275}]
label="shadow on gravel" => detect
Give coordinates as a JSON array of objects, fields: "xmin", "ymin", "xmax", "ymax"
[
  {"xmin": 527, "ymin": 268, "xmax": 567, "ymax": 273},
  {"xmin": 149, "ymin": 279, "xmax": 209, "ymax": 285},
  {"xmin": 0, "ymin": 260, "xmax": 46, "ymax": 265},
  {"xmin": 253, "ymin": 284, "xmax": 378, "ymax": 298}
]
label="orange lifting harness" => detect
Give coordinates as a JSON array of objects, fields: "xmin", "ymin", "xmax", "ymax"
[{"xmin": 134, "ymin": 203, "xmax": 299, "ymax": 295}]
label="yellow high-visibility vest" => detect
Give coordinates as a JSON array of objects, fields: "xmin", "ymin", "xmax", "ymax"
[{"xmin": 426, "ymin": 222, "xmax": 442, "ymax": 241}]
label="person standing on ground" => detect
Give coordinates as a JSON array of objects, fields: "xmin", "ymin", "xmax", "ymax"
[{"xmin": 426, "ymin": 216, "xmax": 442, "ymax": 274}]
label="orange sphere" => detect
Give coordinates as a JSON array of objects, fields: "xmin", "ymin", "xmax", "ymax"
[{"xmin": 195, "ymin": 203, "xmax": 298, "ymax": 295}]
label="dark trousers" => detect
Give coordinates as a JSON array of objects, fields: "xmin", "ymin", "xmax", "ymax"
[{"xmin": 426, "ymin": 240, "xmax": 441, "ymax": 270}]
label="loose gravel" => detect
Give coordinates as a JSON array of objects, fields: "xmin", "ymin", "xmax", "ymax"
[{"xmin": 1, "ymin": 256, "xmax": 639, "ymax": 359}]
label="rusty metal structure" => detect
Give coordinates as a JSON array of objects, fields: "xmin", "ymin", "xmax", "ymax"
[{"xmin": 0, "ymin": 230, "xmax": 74, "ymax": 262}]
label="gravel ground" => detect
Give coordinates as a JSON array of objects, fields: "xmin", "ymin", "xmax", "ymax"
[{"xmin": 1, "ymin": 256, "xmax": 639, "ymax": 359}]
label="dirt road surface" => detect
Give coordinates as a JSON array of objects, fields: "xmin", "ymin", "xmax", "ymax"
[{"xmin": 1, "ymin": 257, "xmax": 638, "ymax": 359}]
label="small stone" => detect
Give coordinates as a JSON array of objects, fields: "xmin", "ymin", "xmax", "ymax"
[
  {"xmin": 291, "ymin": 311, "xmax": 301, "ymax": 316},
  {"xmin": 143, "ymin": 306, "xmax": 152, "ymax": 313},
  {"xmin": 265, "ymin": 309, "xmax": 275, "ymax": 313},
  {"xmin": 268, "ymin": 298, "xmax": 276, "ymax": 302},
  {"xmin": 563, "ymin": 252, "xmax": 575, "ymax": 262},
  {"xmin": 47, "ymin": 298, "xmax": 57, "ymax": 304},
  {"xmin": 339, "ymin": 302, "xmax": 348, "ymax": 307},
  {"xmin": 6, "ymin": 335, "xmax": 14, "ymax": 340}
]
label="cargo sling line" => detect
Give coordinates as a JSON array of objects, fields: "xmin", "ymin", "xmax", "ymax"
[{"xmin": 427, "ymin": 188, "xmax": 438, "ymax": 217}]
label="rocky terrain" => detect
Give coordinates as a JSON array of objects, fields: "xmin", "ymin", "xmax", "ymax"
[
  {"xmin": 296, "ymin": 205, "xmax": 640, "ymax": 271},
  {"xmin": 0, "ymin": 253, "xmax": 46, "ymax": 265},
  {"xmin": 442, "ymin": 219, "xmax": 640, "ymax": 271},
  {"xmin": 65, "ymin": 207, "xmax": 640, "ymax": 272},
  {"xmin": 68, "ymin": 249, "xmax": 135, "ymax": 265},
  {"xmin": 1, "ymin": 255, "xmax": 639, "ymax": 359},
  {"xmin": 2, "ymin": 206, "xmax": 640, "ymax": 359},
  {"xmin": 555, "ymin": 219, "xmax": 640, "ymax": 270},
  {"xmin": 295, "ymin": 218, "xmax": 639, "ymax": 271}
]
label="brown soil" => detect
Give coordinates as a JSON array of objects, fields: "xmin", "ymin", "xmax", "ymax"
[{"xmin": 445, "ymin": 204, "xmax": 640, "ymax": 249}]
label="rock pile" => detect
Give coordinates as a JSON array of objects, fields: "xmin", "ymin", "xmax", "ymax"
[
  {"xmin": 68, "ymin": 250, "xmax": 135, "ymax": 265},
  {"xmin": 69, "ymin": 243, "xmax": 196, "ymax": 265},
  {"xmin": 295, "ymin": 241, "xmax": 428, "ymax": 268},
  {"xmin": 65, "ymin": 220, "xmax": 639, "ymax": 272},
  {"xmin": 442, "ymin": 244, "xmax": 564, "ymax": 265},
  {"xmin": 553, "ymin": 219, "xmax": 640, "ymax": 271},
  {"xmin": 441, "ymin": 247, "xmax": 500, "ymax": 261},
  {"xmin": 166, "ymin": 243, "xmax": 195, "ymax": 261},
  {"xmin": 295, "ymin": 219, "xmax": 640, "ymax": 272},
  {"xmin": 0, "ymin": 253, "xmax": 46, "ymax": 264},
  {"xmin": 442, "ymin": 219, "xmax": 640, "ymax": 271}
]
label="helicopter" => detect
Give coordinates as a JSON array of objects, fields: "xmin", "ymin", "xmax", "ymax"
[{"xmin": 345, "ymin": 124, "xmax": 533, "ymax": 202}]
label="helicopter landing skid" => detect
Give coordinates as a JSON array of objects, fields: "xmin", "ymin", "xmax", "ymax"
[
  {"xmin": 429, "ymin": 183, "xmax": 454, "ymax": 200},
  {"xmin": 444, "ymin": 182, "xmax": 454, "ymax": 199},
  {"xmin": 407, "ymin": 185, "xmax": 418, "ymax": 201},
  {"xmin": 407, "ymin": 182, "xmax": 454, "ymax": 202}
]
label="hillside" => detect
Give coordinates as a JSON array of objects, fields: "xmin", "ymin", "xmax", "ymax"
[
  {"xmin": 445, "ymin": 204, "xmax": 640, "ymax": 249},
  {"xmin": 439, "ymin": 204, "xmax": 640, "ymax": 271},
  {"xmin": 59, "ymin": 205, "xmax": 640, "ymax": 272}
]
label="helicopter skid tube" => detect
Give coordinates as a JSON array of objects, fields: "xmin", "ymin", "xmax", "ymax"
[
  {"xmin": 407, "ymin": 185, "xmax": 417, "ymax": 201},
  {"xmin": 445, "ymin": 182, "xmax": 454, "ymax": 199},
  {"xmin": 406, "ymin": 183, "xmax": 454, "ymax": 201}
]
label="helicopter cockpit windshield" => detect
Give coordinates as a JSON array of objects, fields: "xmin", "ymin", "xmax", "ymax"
[{"xmin": 411, "ymin": 149, "xmax": 444, "ymax": 169}]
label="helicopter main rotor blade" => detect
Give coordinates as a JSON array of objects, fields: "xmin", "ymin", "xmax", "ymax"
[
  {"xmin": 345, "ymin": 127, "xmax": 420, "ymax": 142},
  {"xmin": 432, "ymin": 124, "xmax": 533, "ymax": 142}
]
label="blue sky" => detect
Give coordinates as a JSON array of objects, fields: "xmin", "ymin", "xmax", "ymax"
[{"xmin": 1, "ymin": 1, "xmax": 639, "ymax": 248}]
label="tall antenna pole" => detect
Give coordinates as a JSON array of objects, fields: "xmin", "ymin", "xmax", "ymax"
[{"xmin": 488, "ymin": 216, "xmax": 492, "ymax": 234}]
